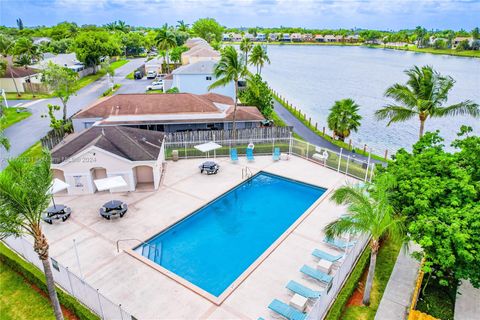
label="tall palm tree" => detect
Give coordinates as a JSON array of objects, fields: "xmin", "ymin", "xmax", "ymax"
[
  {"xmin": 249, "ymin": 44, "xmax": 270, "ymax": 74},
  {"xmin": 0, "ymin": 35, "xmax": 21, "ymax": 97},
  {"xmin": 376, "ymin": 65, "xmax": 479, "ymax": 139},
  {"xmin": 325, "ymin": 175, "xmax": 404, "ymax": 306},
  {"xmin": 155, "ymin": 28, "xmax": 177, "ymax": 74},
  {"xmin": 208, "ymin": 46, "xmax": 251, "ymax": 139},
  {"xmin": 240, "ymin": 38, "xmax": 253, "ymax": 68},
  {"xmin": 0, "ymin": 152, "xmax": 64, "ymax": 320},
  {"xmin": 13, "ymin": 37, "xmax": 41, "ymax": 62},
  {"xmin": 176, "ymin": 20, "xmax": 189, "ymax": 32},
  {"xmin": 327, "ymin": 98, "xmax": 362, "ymax": 141}
]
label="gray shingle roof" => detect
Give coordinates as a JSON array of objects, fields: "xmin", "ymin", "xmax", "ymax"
[
  {"xmin": 51, "ymin": 126, "xmax": 165, "ymax": 164},
  {"xmin": 172, "ymin": 60, "xmax": 216, "ymax": 75}
]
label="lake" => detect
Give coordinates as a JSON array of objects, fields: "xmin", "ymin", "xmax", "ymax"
[{"xmin": 260, "ymin": 45, "xmax": 480, "ymax": 153}]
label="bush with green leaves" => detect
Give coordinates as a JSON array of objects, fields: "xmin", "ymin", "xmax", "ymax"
[
  {"xmin": 239, "ymin": 74, "xmax": 273, "ymax": 117},
  {"xmin": 377, "ymin": 126, "xmax": 480, "ymax": 288}
]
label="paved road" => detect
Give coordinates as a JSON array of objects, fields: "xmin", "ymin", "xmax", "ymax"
[
  {"xmin": 1, "ymin": 58, "xmax": 146, "ymax": 169},
  {"xmin": 274, "ymin": 99, "xmax": 380, "ymax": 163}
]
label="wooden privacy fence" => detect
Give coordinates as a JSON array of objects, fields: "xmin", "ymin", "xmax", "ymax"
[
  {"xmin": 164, "ymin": 126, "xmax": 293, "ymax": 146},
  {"xmin": 40, "ymin": 126, "xmax": 69, "ymax": 150}
]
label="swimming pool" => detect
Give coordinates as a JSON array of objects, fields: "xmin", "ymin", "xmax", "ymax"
[{"xmin": 135, "ymin": 172, "xmax": 326, "ymax": 297}]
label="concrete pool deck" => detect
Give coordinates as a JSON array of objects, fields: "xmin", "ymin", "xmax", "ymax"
[{"xmin": 41, "ymin": 155, "xmax": 358, "ymax": 319}]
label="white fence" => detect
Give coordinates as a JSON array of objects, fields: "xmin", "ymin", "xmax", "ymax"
[
  {"xmin": 164, "ymin": 136, "xmax": 377, "ymax": 182},
  {"xmin": 2, "ymin": 236, "xmax": 133, "ymax": 320},
  {"xmin": 307, "ymin": 234, "xmax": 371, "ymax": 320}
]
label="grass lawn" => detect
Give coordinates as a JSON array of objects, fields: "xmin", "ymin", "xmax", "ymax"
[
  {"xmin": 101, "ymin": 84, "xmax": 122, "ymax": 97},
  {"xmin": 5, "ymin": 92, "xmax": 52, "ymax": 100},
  {"xmin": 146, "ymin": 89, "xmax": 163, "ymax": 94},
  {"xmin": 19, "ymin": 142, "xmax": 44, "ymax": 163},
  {"xmin": 1, "ymin": 107, "xmax": 32, "ymax": 129},
  {"xmin": 110, "ymin": 59, "xmax": 128, "ymax": 70},
  {"xmin": 325, "ymin": 236, "xmax": 402, "ymax": 320},
  {"xmin": 125, "ymin": 71, "xmax": 134, "ymax": 79},
  {"xmin": 0, "ymin": 260, "xmax": 67, "ymax": 320},
  {"xmin": 374, "ymin": 45, "xmax": 480, "ymax": 58}
]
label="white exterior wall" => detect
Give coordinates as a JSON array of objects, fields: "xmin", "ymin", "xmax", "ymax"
[
  {"xmin": 72, "ymin": 117, "xmax": 102, "ymax": 133},
  {"xmin": 172, "ymin": 74, "xmax": 235, "ymax": 99},
  {"xmin": 52, "ymin": 147, "xmax": 161, "ymax": 195},
  {"xmin": 0, "ymin": 75, "xmax": 41, "ymax": 93}
]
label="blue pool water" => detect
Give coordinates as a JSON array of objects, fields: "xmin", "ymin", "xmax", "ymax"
[{"xmin": 135, "ymin": 172, "xmax": 326, "ymax": 296}]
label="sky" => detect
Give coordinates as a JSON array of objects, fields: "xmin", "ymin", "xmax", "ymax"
[{"xmin": 0, "ymin": 0, "xmax": 479, "ymax": 30}]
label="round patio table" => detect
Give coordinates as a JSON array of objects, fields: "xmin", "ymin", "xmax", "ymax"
[
  {"xmin": 43, "ymin": 205, "xmax": 72, "ymax": 224},
  {"xmin": 103, "ymin": 200, "xmax": 123, "ymax": 210},
  {"xmin": 46, "ymin": 205, "xmax": 66, "ymax": 217}
]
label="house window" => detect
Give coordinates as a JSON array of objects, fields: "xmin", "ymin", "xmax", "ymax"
[
  {"xmin": 206, "ymin": 76, "xmax": 212, "ymax": 81},
  {"xmin": 84, "ymin": 122, "xmax": 94, "ymax": 129},
  {"xmin": 73, "ymin": 176, "xmax": 83, "ymax": 187}
]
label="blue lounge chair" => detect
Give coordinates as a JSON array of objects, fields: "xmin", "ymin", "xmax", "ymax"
[
  {"xmin": 246, "ymin": 148, "xmax": 255, "ymax": 161},
  {"xmin": 286, "ymin": 280, "xmax": 322, "ymax": 299},
  {"xmin": 323, "ymin": 237, "xmax": 356, "ymax": 250},
  {"xmin": 268, "ymin": 299, "xmax": 306, "ymax": 320},
  {"xmin": 312, "ymin": 249, "xmax": 343, "ymax": 262},
  {"xmin": 272, "ymin": 147, "xmax": 280, "ymax": 161},
  {"xmin": 230, "ymin": 148, "xmax": 238, "ymax": 162},
  {"xmin": 300, "ymin": 265, "xmax": 333, "ymax": 284}
]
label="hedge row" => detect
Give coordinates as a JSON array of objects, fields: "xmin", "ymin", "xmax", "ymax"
[
  {"xmin": 324, "ymin": 245, "xmax": 371, "ymax": 320},
  {"xmin": 0, "ymin": 242, "xmax": 99, "ymax": 320}
]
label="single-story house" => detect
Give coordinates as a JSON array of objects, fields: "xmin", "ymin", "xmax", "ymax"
[
  {"xmin": 315, "ymin": 35, "xmax": 325, "ymax": 42},
  {"xmin": 269, "ymin": 33, "xmax": 280, "ymax": 41},
  {"xmin": 346, "ymin": 35, "xmax": 360, "ymax": 43},
  {"xmin": 145, "ymin": 57, "xmax": 164, "ymax": 74},
  {"xmin": 452, "ymin": 37, "xmax": 473, "ymax": 49},
  {"xmin": 335, "ymin": 35, "xmax": 344, "ymax": 42},
  {"xmin": 280, "ymin": 34, "xmax": 291, "ymax": 42},
  {"xmin": 72, "ymin": 93, "xmax": 265, "ymax": 133},
  {"xmin": 231, "ymin": 33, "xmax": 243, "ymax": 42},
  {"xmin": 324, "ymin": 35, "xmax": 336, "ymax": 42},
  {"xmin": 181, "ymin": 46, "xmax": 220, "ymax": 65},
  {"xmin": 185, "ymin": 37, "xmax": 209, "ymax": 49},
  {"xmin": 32, "ymin": 37, "xmax": 52, "ymax": 45},
  {"xmin": 291, "ymin": 33, "xmax": 302, "ymax": 42},
  {"xmin": 256, "ymin": 33, "xmax": 266, "ymax": 42},
  {"xmin": 302, "ymin": 34, "xmax": 313, "ymax": 42},
  {"xmin": 0, "ymin": 64, "xmax": 42, "ymax": 93},
  {"xmin": 244, "ymin": 33, "xmax": 255, "ymax": 41},
  {"xmin": 167, "ymin": 60, "xmax": 234, "ymax": 99},
  {"xmin": 51, "ymin": 126, "xmax": 165, "ymax": 195},
  {"xmin": 222, "ymin": 34, "xmax": 231, "ymax": 41},
  {"xmin": 31, "ymin": 53, "xmax": 94, "ymax": 78}
]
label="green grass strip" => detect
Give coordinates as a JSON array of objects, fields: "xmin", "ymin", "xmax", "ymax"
[
  {"xmin": 0, "ymin": 242, "xmax": 99, "ymax": 320},
  {"xmin": 1, "ymin": 107, "xmax": 32, "ymax": 129}
]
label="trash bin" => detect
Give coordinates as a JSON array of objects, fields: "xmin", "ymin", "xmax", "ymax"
[{"xmin": 172, "ymin": 150, "xmax": 179, "ymax": 161}]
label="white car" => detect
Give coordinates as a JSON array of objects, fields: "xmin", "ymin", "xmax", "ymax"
[
  {"xmin": 146, "ymin": 81, "xmax": 163, "ymax": 91},
  {"xmin": 146, "ymin": 70, "xmax": 157, "ymax": 79}
]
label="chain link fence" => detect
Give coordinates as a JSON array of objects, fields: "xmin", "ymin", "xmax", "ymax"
[{"xmin": 3, "ymin": 236, "xmax": 133, "ymax": 320}]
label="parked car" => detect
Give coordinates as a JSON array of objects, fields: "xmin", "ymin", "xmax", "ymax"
[
  {"xmin": 134, "ymin": 70, "xmax": 144, "ymax": 80},
  {"xmin": 146, "ymin": 70, "xmax": 157, "ymax": 79},
  {"xmin": 156, "ymin": 73, "xmax": 167, "ymax": 80},
  {"xmin": 146, "ymin": 81, "xmax": 163, "ymax": 91}
]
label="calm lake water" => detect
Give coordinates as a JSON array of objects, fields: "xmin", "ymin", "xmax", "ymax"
[{"xmin": 261, "ymin": 45, "xmax": 480, "ymax": 153}]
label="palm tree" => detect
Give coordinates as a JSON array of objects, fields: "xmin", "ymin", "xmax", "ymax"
[
  {"xmin": 249, "ymin": 45, "xmax": 270, "ymax": 74},
  {"xmin": 0, "ymin": 35, "xmax": 21, "ymax": 97},
  {"xmin": 155, "ymin": 28, "xmax": 177, "ymax": 73},
  {"xmin": 325, "ymin": 175, "xmax": 404, "ymax": 306},
  {"xmin": 208, "ymin": 46, "xmax": 251, "ymax": 139},
  {"xmin": 176, "ymin": 20, "xmax": 189, "ymax": 32},
  {"xmin": 376, "ymin": 65, "xmax": 479, "ymax": 139},
  {"xmin": 327, "ymin": 98, "xmax": 362, "ymax": 141},
  {"xmin": 0, "ymin": 152, "xmax": 64, "ymax": 320},
  {"xmin": 13, "ymin": 37, "xmax": 41, "ymax": 62},
  {"xmin": 240, "ymin": 38, "xmax": 253, "ymax": 67}
]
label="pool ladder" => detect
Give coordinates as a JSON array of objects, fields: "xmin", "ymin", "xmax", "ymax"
[
  {"xmin": 116, "ymin": 238, "xmax": 162, "ymax": 264},
  {"xmin": 242, "ymin": 166, "xmax": 253, "ymax": 179}
]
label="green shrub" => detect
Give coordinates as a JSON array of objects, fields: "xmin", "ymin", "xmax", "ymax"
[
  {"xmin": 0, "ymin": 242, "xmax": 99, "ymax": 320},
  {"xmin": 324, "ymin": 246, "xmax": 371, "ymax": 320}
]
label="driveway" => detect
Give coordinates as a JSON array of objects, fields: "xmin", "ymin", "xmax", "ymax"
[{"xmin": 1, "ymin": 58, "xmax": 146, "ymax": 169}]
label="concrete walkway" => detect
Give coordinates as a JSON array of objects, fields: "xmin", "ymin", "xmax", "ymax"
[
  {"xmin": 273, "ymin": 99, "xmax": 381, "ymax": 163},
  {"xmin": 455, "ymin": 280, "xmax": 480, "ymax": 320},
  {"xmin": 375, "ymin": 243, "xmax": 421, "ymax": 320}
]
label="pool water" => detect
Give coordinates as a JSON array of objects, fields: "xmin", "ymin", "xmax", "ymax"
[{"xmin": 135, "ymin": 172, "xmax": 326, "ymax": 296}]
